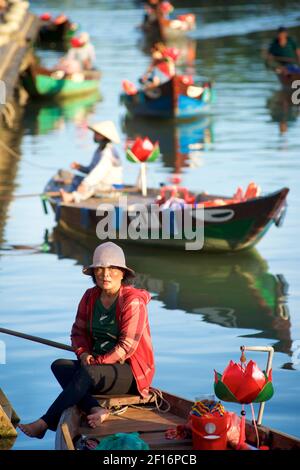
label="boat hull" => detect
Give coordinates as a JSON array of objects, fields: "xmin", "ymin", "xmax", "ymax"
[
  {"xmin": 44, "ymin": 178, "xmax": 289, "ymax": 252},
  {"xmin": 121, "ymin": 77, "xmax": 213, "ymax": 120},
  {"xmin": 22, "ymin": 66, "xmax": 100, "ymax": 99}
]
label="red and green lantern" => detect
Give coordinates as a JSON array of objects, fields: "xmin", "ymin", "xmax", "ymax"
[{"xmin": 126, "ymin": 137, "xmax": 160, "ymax": 196}]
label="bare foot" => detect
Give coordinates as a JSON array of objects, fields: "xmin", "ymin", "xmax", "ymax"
[
  {"xmin": 18, "ymin": 419, "xmax": 48, "ymax": 439},
  {"xmin": 87, "ymin": 407, "xmax": 110, "ymax": 429},
  {"xmin": 60, "ymin": 189, "xmax": 74, "ymax": 203}
]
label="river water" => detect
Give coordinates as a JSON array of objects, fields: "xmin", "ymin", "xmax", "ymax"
[{"xmin": 0, "ymin": 0, "xmax": 299, "ymax": 449}]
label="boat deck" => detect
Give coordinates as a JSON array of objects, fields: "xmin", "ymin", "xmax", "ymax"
[{"xmin": 78, "ymin": 406, "xmax": 190, "ymax": 449}]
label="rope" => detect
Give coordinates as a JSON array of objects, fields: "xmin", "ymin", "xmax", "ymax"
[
  {"xmin": 151, "ymin": 388, "xmax": 171, "ymax": 413},
  {"xmin": 0, "ymin": 139, "xmax": 57, "ymax": 171},
  {"xmin": 126, "ymin": 388, "xmax": 171, "ymax": 414}
]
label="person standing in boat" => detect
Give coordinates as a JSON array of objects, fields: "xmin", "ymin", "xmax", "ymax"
[
  {"xmin": 267, "ymin": 26, "xmax": 300, "ymax": 67},
  {"xmin": 19, "ymin": 242, "xmax": 155, "ymax": 438},
  {"xmin": 60, "ymin": 121, "xmax": 123, "ymax": 203}
]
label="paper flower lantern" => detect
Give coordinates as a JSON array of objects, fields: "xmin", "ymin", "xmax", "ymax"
[
  {"xmin": 126, "ymin": 137, "xmax": 160, "ymax": 196},
  {"xmin": 54, "ymin": 14, "xmax": 68, "ymax": 25},
  {"xmin": 214, "ymin": 360, "xmax": 274, "ymax": 404},
  {"xmin": 122, "ymin": 79, "xmax": 138, "ymax": 96},
  {"xmin": 160, "ymin": 1, "xmax": 174, "ymax": 14},
  {"xmin": 126, "ymin": 137, "xmax": 160, "ymax": 163},
  {"xmin": 40, "ymin": 13, "xmax": 52, "ymax": 21}
]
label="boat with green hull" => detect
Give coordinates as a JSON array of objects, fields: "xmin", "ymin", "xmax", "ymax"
[
  {"xmin": 21, "ymin": 65, "xmax": 101, "ymax": 99},
  {"xmin": 43, "ymin": 174, "xmax": 289, "ymax": 252}
]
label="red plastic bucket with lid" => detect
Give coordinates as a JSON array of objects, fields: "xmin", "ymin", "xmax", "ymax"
[{"xmin": 191, "ymin": 412, "xmax": 230, "ymax": 450}]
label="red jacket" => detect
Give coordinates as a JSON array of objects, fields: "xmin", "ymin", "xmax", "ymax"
[{"xmin": 71, "ymin": 285, "xmax": 155, "ymax": 397}]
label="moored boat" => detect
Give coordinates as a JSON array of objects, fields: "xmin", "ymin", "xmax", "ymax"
[
  {"xmin": 38, "ymin": 14, "xmax": 78, "ymax": 46},
  {"xmin": 21, "ymin": 65, "xmax": 101, "ymax": 99},
  {"xmin": 121, "ymin": 76, "xmax": 213, "ymax": 119},
  {"xmin": 142, "ymin": 10, "xmax": 196, "ymax": 42},
  {"xmin": 158, "ymin": 13, "xmax": 196, "ymax": 41},
  {"xmin": 43, "ymin": 174, "xmax": 289, "ymax": 252},
  {"xmin": 55, "ymin": 390, "xmax": 300, "ymax": 450}
]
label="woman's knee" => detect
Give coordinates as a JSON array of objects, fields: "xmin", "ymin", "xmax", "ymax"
[{"xmin": 51, "ymin": 358, "xmax": 75, "ymax": 375}]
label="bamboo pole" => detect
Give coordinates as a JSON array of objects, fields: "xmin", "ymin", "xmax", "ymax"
[
  {"xmin": 241, "ymin": 345, "xmax": 274, "ymax": 425},
  {"xmin": 0, "ymin": 327, "xmax": 73, "ymax": 352},
  {"xmin": 140, "ymin": 162, "xmax": 147, "ymax": 197}
]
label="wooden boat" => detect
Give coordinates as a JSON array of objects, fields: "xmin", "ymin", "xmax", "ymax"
[
  {"xmin": 121, "ymin": 76, "xmax": 213, "ymax": 119},
  {"xmin": 158, "ymin": 14, "xmax": 196, "ymax": 41},
  {"xmin": 55, "ymin": 390, "xmax": 300, "ymax": 450},
  {"xmin": 142, "ymin": 12, "xmax": 196, "ymax": 42},
  {"xmin": 38, "ymin": 19, "xmax": 77, "ymax": 45},
  {"xmin": 21, "ymin": 65, "xmax": 101, "ymax": 99},
  {"xmin": 43, "ymin": 175, "xmax": 289, "ymax": 252}
]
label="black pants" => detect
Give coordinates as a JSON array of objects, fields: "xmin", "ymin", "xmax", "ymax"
[{"xmin": 41, "ymin": 359, "xmax": 136, "ymax": 431}]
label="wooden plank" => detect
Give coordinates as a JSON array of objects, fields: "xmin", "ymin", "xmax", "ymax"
[
  {"xmin": 141, "ymin": 431, "xmax": 192, "ymax": 450},
  {"xmin": 61, "ymin": 423, "xmax": 75, "ymax": 450},
  {"xmin": 94, "ymin": 393, "xmax": 156, "ymax": 408},
  {"xmin": 78, "ymin": 407, "xmax": 186, "ymax": 438}
]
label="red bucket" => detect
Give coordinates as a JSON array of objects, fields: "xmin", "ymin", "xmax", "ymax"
[{"xmin": 191, "ymin": 412, "xmax": 230, "ymax": 450}]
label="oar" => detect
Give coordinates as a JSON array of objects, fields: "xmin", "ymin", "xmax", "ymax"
[
  {"xmin": 0, "ymin": 192, "xmax": 60, "ymax": 201},
  {"xmin": 0, "ymin": 327, "xmax": 73, "ymax": 352}
]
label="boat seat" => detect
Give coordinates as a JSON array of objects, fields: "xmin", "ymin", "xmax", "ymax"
[{"xmin": 92, "ymin": 392, "xmax": 156, "ymax": 409}]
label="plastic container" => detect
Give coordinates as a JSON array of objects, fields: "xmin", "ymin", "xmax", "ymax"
[{"xmin": 191, "ymin": 412, "xmax": 230, "ymax": 450}]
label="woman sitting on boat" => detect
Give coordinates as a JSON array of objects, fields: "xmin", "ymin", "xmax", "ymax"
[
  {"xmin": 60, "ymin": 121, "xmax": 123, "ymax": 203},
  {"xmin": 57, "ymin": 32, "xmax": 96, "ymax": 74},
  {"xmin": 267, "ymin": 26, "xmax": 300, "ymax": 67},
  {"xmin": 19, "ymin": 242, "xmax": 155, "ymax": 439},
  {"xmin": 140, "ymin": 49, "xmax": 175, "ymax": 90}
]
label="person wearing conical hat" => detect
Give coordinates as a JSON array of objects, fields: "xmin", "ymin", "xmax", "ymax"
[{"xmin": 60, "ymin": 121, "xmax": 123, "ymax": 203}]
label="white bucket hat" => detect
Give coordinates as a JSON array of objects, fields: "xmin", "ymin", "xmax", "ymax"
[
  {"xmin": 88, "ymin": 121, "xmax": 120, "ymax": 144},
  {"xmin": 83, "ymin": 242, "xmax": 135, "ymax": 277}
]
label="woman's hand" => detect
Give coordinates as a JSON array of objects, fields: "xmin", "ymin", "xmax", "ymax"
[
  {"xmin": 70, "ymin": 161, "xmax": 80, "ymax": 170},
  {"xmin": 80, "ymin": 353, "xmax": 95, "ymax": 365}
]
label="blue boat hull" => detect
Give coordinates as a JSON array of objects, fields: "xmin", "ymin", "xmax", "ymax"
[{"xmin": 121, "ymin": 77, "xmax": 213, "ymax": 120}]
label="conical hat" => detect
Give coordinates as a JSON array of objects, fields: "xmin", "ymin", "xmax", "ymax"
[{"xmin": 88, "ymin": 121, "xmax": 120, "ymax": 144}]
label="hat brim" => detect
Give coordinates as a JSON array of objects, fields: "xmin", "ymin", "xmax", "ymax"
[
  {"xmin": 83, "ymin": 265, "xmax": 135, "ymax": 278},
  {"xmin": 87, "ymin": 125, "xmax": 120, "ymax": 144}
]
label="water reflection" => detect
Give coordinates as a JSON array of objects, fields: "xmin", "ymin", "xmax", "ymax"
[
  {"xmin": 266, "ymin": 89, "xmax": 300, "ymax": 134},
  {"xmin": 22, "ymin": 92, "xmax": 101, "ymax": 136},
  {"xmin": 0, "ymin": 105, "xmax": 24, "ymax": 244},
  {"xmin": 49, "ymin": 229, "xmax": 291, "ymax": 354},
  {"xmin": 122, "ymin": 115, "xmax": 214, "ymax": 172}
]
